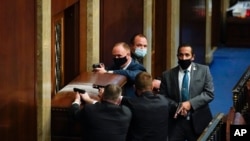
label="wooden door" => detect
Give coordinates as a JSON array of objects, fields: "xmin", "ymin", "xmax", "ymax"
[
  {"xmin": 51, "ymin": 2, "xmax": 80, "ymax": 95},
  {"xmin": 100, "ymin": 0, "xmax": 144, "ymax": 67},
  {"xmin": 153, "ymin": 0, "xmax": 168, "ymax": 77}
]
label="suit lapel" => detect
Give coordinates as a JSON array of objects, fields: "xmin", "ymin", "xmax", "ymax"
[
  {"xmin": 172, "ymin": 67, "xmax": 181, "ymax": 101},
  {"xmin": 189, "ymin": 63, "xmax": 197, "ymax": 98}
]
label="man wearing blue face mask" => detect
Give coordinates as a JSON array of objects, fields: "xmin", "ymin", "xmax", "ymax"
[
  {"xmin": 130, "ymin": 33, "xmax": 161, "ymax": 92},
  {"xmin": 130, "ymin": 33, "xmax": 148, "ymax": 64},
  {"xmin": 93, "ymin": 42, "xmax": 146, "ymax": 97}
]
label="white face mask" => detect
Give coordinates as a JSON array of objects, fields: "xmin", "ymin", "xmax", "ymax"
[{"xmin": 134, "ymin": 48, "xmax": 147, "ymax": 57}]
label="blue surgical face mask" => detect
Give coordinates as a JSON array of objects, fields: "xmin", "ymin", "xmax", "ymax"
[{"xmin": 134, "ymin": 48, "xmax": 147, "ymax": 58}]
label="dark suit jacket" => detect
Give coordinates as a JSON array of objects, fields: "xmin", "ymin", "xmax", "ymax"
[
  {"xmin": 131, "ymin": 52, "xmax": 143, "ymax": 64},
  {"xmin": 159, "ymin": 63, "xmax": 214, "ymax": 134},
  {"xmin": 70, "ymin": 101, "xmax": 132, "ymax": 141},
  {"xmin": 121, "ymin": 91, "xmax": 171, "ymax": 141},
  {"xmin": 109, "ymin": 59, "xmax": 146, "ymax": 97}
]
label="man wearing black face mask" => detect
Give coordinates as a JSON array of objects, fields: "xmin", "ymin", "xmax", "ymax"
[
  {"xmin": 94, "ymin": 42, "xmax": 146, "ymax": 97},
  {"xmin": 159, "ymin": 43, "xmax": 214, "ymax": 141}
]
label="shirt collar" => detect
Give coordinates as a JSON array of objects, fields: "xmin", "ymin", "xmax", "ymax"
[{"xmin": 122, "ymin": 58, "xmax": 131, "ymax": 70}]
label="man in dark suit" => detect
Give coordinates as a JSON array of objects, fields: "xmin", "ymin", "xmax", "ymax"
[
  {"xmin": 121, "ymin": 71, "xmax": 172, "ymax": 141},
  {"xmin": 159, "ymin": 43, "xmax": 214, "ymax": 141},
  {"xmin": 93, "ymin": 42, "xmax": 146, "ymax": 97},
  {"xmin": 70, "ymin": 84, "xmax": 132, "ymax": 141}
]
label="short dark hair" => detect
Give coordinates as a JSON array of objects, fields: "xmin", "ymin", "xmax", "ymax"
[
  {"xmin": 177, "ymin": 43, "xmax": 194, "ymax": 55},
  {"xmin": 102, "ymin": 84, "xmax": 122, "ymax": 100},
  {"xmin": 130, "ymin": 33, "xmax": 147, "ymax": 45},
  {"xmin": 135, "ymin": 72, "xmax": 152, "ymax": 90}
]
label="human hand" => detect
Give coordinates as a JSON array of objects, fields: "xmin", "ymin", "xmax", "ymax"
[
  {"xmin": 92, "ymin": 63, "xmax": 107, "ymax": 73},
  {"xmin": 174, "ymin": 102, "xmax": 190, "ymax": 118},
  {"xmin": 98, "ymin": 87, "xmax": 104, "ymax": 99},
  {"xmin": 181, "ymin": 101, "xmax": 191, "ymax": 111},
  {"xmin": 152, "ymin": 79, "xmax": 161, "ymax": 91},
  {"xmin": 79, "ymin": 92, "xmax": 98, "ymax": 104},
  {"xmin": 74, "ymin": 92, "xmax": 81, "ymax": 104},
  {"xmin": 79, "ymin": 92, "xmax": 91, "ymax": 101}
]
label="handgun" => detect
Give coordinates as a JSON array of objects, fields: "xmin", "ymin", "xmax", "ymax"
[
  {"xmin": 92, "ymin": 84, "xmax": 105, "ymax": 89},
  {"xmin": 73, "ymin": 88, "xmax": 86, "ymax": 94},
  {"xmin": 174, "ymin": 103, "xmax": 182, "ymax": 118}
]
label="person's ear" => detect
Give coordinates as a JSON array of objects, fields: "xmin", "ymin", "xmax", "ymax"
[{"xmin": 191, "ymin": 54, "xmax": 195, "ymax": 61}]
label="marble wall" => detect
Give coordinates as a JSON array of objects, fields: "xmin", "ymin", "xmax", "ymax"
[{"xmin": 36, "ymin": 0, "xmax": 52, "ymax": 141}]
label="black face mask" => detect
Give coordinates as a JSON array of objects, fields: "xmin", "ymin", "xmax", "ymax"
[
  {"xmin": 113, "ymin": 56, "xmax": 127, "ymax": 67},
  {"xmin": 178, "ymin": 59, "xmax": 191, "ymax": 70}
]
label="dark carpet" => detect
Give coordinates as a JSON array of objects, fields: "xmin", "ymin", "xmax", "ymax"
[{"xmin": 209, "ymin": 47, "xmax": 250, "ymax": 116}]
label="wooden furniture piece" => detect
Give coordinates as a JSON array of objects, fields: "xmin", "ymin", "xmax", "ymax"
[
  {"xmin": 232, "ymin": 66, "xmax": 250, "ymax": 114},
  {"xmin": 225, "ymin": 107, "xmax": 246, "ymax": 141},
  {"xmin": 225, "ymin": 66, "xmax": 250, "ymax": 141},
  {"xmin": 51, "ymin": 72, "xmax": 127, "ymax": 141}
]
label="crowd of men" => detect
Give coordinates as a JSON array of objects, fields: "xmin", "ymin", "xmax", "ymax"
[{"xmin": 70, "ymin": 33, "xmax": 214, "ymax": 141}]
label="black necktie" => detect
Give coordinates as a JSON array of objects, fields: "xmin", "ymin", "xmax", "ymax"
[{"xmin": 181, "ymin": 70, "xmax": 189, "ymax": 101}]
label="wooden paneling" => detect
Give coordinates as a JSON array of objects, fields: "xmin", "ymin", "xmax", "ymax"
[
  {"xmin": 52, "ymin": 0, "xmax": 79, "ymax": 16},
  {"xmin": 0, "ymin": 0, "xmax": 36, "ymax": 140},
  {"xmin": 100, "ymin": 0, "xmax": 143, "ymax": 67},
  {"xmin": 153, "ymin": 0, "xmax": 168, "ymax": 78},
  {"xmin": 180, "ymin": 0, "xmax": 206, "ymax": 64},
  {"xmin": 64, "ymin": 3, "xmax": 80, "ymax": 86},
  {"xmin": 51, "ymin": 2, "xmax": 80, "ymax": 95}
]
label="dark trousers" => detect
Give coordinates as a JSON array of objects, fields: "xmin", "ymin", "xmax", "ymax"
[{"xmin": 168, "ymin": 117, "xmax": 199, "ymax": 141}]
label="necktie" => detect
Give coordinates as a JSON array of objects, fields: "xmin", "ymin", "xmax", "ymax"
[{"xmin": 181, "ymin": 70, "xmax": 189, "ymax": 101}]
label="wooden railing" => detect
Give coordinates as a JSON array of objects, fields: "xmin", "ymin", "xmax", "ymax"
[
  {"xmin": 225, "ymin": 107, "xmax": 246, "ymax": 141},
  {"xmin": 225, "ymin": 66, "xmax": 250, "ymax": 141},
  {"xmin": 197, "ymin": 113, "xmax": 225, "ymax": 141},
  {"xmin": 232, "ymin": 66, "xmax": 250, "ymax": 113}
]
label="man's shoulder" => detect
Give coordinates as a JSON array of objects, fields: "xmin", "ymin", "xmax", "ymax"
[
  {"xmin": 155, "ymin": 94, "xmax": 170, "ymax": 102},
  {"xmin": 162, "ymin": 66, "xmax": 178, "ymax": 74},
  {"xmin": 128, "ymin": 59, "xmax": 146, "ymax": 70},
  {"xmin": 140, "ymin": 92, "xmax": 168, "ymax": 101},
  {"xmin": 192, "ymin": 63, "xmax": 209, "ymax": 71},
  {"xmin": 86, "ymin": 102, "xmax": 131, "ymax": 111},
  {"xmin": 193, "ymin": 62, "xmax": 208, "ymax": 67},
  {"xmin": 130, "ymin": 58, "xmax": 142, "ymax": 65}
]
